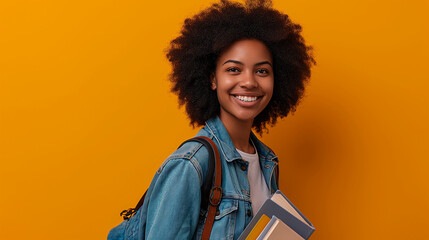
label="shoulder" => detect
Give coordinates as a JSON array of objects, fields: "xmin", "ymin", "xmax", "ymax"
[{"xmin": 157, "ymin": 128, "xmax": 214, "ymax": 185}]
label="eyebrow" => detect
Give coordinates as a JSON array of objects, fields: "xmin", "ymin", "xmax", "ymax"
[{"xmin": 222, "ymin": 60, "xmax": 272, "ymax": 67}]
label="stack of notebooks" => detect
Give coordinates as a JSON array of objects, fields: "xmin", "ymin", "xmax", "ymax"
[{"xmin": 238, "ymin": 190, "xmax": 315, "ymax": 240}]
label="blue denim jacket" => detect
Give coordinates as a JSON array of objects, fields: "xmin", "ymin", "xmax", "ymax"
[{"xmin": 113, "ymin": 116, "xmax": 279, "ymax": 240}]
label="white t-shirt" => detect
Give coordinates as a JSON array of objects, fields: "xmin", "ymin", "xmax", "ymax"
[{"xmin": 236, "ymin": 144, "xmax": 270, "ymax": 215}]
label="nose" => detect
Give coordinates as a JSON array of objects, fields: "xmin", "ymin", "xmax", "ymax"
[{"xmin": 239, "ymin": 71, "xmax": 258, "ymax": 89}]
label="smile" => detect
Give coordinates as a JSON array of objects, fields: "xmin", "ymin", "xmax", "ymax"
[{"xmin": 233, "ymin": 95, "xmax": 259, "ymax": 102}]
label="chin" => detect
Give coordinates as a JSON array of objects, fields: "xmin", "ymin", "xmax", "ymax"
[{"xmin": 233, "ymin": 112, "xmax": 260, "ymax": 123}]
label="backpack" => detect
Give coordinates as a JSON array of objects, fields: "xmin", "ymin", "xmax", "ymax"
[{"xmin": 107, "ymin": 136, "xmax": 222, "ymax": 240}]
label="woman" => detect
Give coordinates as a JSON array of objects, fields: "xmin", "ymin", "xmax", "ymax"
[{"xmin": 128, "ymin": 0, "xmax": 313, "ymax": 239}]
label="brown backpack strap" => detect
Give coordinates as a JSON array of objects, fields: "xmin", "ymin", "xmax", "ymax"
[{"xmin": 197, "ymin": 136, "xmax": 222, "ymax": 240}]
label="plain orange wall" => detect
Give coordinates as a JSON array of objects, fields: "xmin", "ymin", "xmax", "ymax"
[{"xmin": 1, "ymin": 0, "xmax": 428, "ymax": 239}]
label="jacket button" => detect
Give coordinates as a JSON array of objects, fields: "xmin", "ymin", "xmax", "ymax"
[
  {"xmin": 241, "ymin": 165, "xmax": 247, "ymax": 171},
  {"xmin": 247, "ymin": 210, "xmax": 252, "ymax": 217}
]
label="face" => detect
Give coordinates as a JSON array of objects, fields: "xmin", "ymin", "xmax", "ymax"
[{"xmin": 211, "ymin": 39, "xmax": 274, "ymax": 126}]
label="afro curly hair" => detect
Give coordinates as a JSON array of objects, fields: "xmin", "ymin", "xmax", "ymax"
[{"xmin": 166, "ymin": 0, "xmax": 315, "ymax": 133}]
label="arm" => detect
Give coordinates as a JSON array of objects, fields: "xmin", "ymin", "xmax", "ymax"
[{"xmin": 145, "ymin": 158, "xmax": 202, "ymax": 239}]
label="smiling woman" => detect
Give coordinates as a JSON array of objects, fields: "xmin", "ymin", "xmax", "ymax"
[
  {"xmin": 211, "ymin": 39, "xmax": 274, "ymax": 153},
  {"xmin": 108, "ymin": 0, "xmax": 314, "ymax": 239}
]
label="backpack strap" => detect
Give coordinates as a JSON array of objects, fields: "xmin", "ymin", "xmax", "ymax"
[
  {"xmin": 178, "ymin": 136, "xmax": 222, "ymax": 240},
  {"xmin": 120, "ymin": 136, "xmax": 223, "ymax": 240},
  {"xmin": 192, "ymin": 136, "xmax": 222, "ymax": 240}
]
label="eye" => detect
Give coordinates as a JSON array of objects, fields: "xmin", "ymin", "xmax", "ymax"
[
  {"xmin": 226, "ymin": 67, "xmax": 241, "ymax": 73},
  {"xmin": 256, "ymin": 68, "xmax": 270, "ymax": 75}
]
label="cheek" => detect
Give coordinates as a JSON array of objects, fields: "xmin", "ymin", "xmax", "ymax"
[
  {"xmin": 215, "ymin": 75, "xmax": 235, "ymax": 91},
  {"xmin": 262, "ymin": 78, "xmax": 274, "ymax": 99}
]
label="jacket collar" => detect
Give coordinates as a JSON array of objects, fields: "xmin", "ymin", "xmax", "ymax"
[{"xmin": 204, "ymin": 116, "xmax": 278, "ymax": 163}]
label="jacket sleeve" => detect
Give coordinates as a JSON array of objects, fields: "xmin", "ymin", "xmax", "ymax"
[{"xmin": 145, "ymin": 157, "xmax": 202, "ymax": 239}]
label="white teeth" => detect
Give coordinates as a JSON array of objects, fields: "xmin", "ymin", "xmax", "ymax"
[{"xmin": 234, "ymin": 95, "xmax": 258, "ymax": 102}]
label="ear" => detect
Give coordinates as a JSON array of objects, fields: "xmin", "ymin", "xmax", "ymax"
[{"xmin": 210, "ymin": 73, "xmax": 217, "ymax": 90}]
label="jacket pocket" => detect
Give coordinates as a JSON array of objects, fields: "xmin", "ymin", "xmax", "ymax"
[
  {"xmin": 205, "ymin": 199, "xmax": 239, "ymax": 240},
  {"xmin": 214, "ymin": 199, "xmax": 238, "ymax": 221}
]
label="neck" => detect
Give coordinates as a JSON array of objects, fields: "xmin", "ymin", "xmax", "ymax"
[{"xmin": 219, "ymin": 114, "xmax": 255, "ymax": 154}]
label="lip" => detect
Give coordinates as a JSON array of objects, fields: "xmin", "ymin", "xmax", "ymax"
[{"xmin": 231, "ymin": 93, "xmax": 262, "ymax": 97}]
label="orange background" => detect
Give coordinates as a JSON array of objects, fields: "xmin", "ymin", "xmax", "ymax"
[{"xmin": 1, "ymin": 0, "xmax": 428, "ymax": 239}]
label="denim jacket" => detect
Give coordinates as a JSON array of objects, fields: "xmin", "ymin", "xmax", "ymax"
[{"xmin": 137, "ymin": 116, "xmax": 279, "ymax": 240}]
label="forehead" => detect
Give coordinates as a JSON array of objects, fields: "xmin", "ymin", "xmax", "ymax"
[{"xmin": 217, "ymin": 39, "xmax": 272, "ymax": 65}]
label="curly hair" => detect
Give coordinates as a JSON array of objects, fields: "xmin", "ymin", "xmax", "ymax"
[{"xmin": 166, "ymin": 0, "xmax": 315, "ymax": 133}]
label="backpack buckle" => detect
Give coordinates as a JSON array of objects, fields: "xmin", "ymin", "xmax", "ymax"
[
  {"xmin": 209, "ymin": 186, "xmax": 223, "ymax": 206},
  {"xmin": 120, "ymin": 208, "xmax": 136, "ymax": 220}
]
